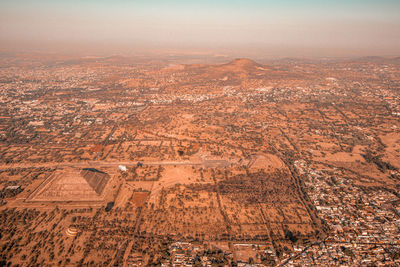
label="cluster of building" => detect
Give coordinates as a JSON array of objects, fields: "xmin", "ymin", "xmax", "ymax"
[{"xmin": 289, "ymin": 160, "xmax": 400, "ymax": 265}]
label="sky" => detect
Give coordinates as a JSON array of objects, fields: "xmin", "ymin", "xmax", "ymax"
[{"xmin": 0, "ymin": 0, "xmax": 399, "ymax": 57}]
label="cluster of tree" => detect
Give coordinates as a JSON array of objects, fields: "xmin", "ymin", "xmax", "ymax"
[{"xmin": 362, "ymin": 150, "xmax": 397, "ymax": 172}]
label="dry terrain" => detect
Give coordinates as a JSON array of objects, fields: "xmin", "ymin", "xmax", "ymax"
[{"xmin": 0, "ymin": 54, "xmax": 399, "ymax": 266}]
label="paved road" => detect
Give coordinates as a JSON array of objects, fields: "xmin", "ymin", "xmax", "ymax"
[{"xmin": 0, "ymin": 159, "xmax": 232, "ymax": 170}]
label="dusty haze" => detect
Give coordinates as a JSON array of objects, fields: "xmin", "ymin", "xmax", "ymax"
[{"xmin": 1, "ymin": 0, "xmax": 400, "ymax": 57}]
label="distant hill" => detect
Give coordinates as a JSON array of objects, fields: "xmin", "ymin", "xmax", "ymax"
[
  {"xmin": 346, "ymin": 56, "xmax": 400, "ymax": 64},
  {"xmin": 388, "ymin": 57, "xmax": 400, "ymax": 64},
  {"xmin": 355, "ymin": 56, "xmax": 386, "ymax": 63},
  {"xmin": 215, "ymin": 58, "xmax": 264, "ymax": 72},
  {"xmin": 225, "ymin": 58, "xmax": 261, "ymax": 67},
  {"xmin": 162, "ymin": 58, "xmax": 267, "ymax": 76}
]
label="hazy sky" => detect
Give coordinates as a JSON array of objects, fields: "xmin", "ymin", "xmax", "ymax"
[{"xmin": 1, "ymin": 0, "xmax": 399, "ymax": 57}]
